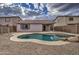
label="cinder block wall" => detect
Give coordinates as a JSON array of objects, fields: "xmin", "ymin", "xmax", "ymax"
[
  {"xmin": 77, "ymin": 24, "xmax": 79, "ymax": 34},
  {"xmin": 0, "ymin": 25, "xmax": 16, "ymax": 34},
  {"xmin": 54, "ymin": 24, "xmax": 78, "ymax": 34},
  {"xmin": 67, "ymin": 24, "xmax": 77, "ymax": 34}
]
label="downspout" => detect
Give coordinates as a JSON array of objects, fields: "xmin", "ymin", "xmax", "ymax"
[
  {"xmin": 53, "ymin": 22, "xmax": 56, "ymax": 32},
  {"xmin": 76, "ymin": 24, "xmax": 78, "ymax": 34}
]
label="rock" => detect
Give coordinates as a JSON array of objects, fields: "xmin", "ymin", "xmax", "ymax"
[
  {"xmin": 68, "ymin": 36, "xmax": 79, "ymax": 42},
  {"xmin": 62, "ymin": 38, "xmax": 68, "ymax": 41}
]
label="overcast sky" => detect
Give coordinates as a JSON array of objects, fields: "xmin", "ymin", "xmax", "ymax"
[{"xmin": 0, "ymin": 3, "xmax": 79, "ymax": 20}]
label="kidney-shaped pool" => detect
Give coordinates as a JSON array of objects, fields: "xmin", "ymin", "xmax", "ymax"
[{"xmin": 17, "ymin": 33, "xmax": 68, "ymax": 41}]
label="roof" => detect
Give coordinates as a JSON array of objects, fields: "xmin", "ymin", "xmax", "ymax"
[
  {"xmin": 0, "ymin": 16, "xmax": 21, "ymax": 18},
  {"xmin": 18, "ymin": 20, "xmax": 54, "ymax": 24},
  {"xmin": 54, "ymin": 16, "xmax": 79, "ymax": 21},
  {"xmin": 54, "ymin": 16, "xmax": 79, "ymax": 26},
  {"xmin": 57, "ymin": 16, "xmax": 79, "ymax": 17},
  {"xmin": 0, "ymin": 16, "xmax": 22, "ymax": 20}
]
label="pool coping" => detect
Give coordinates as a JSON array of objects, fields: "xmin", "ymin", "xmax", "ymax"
[{"xmin": 10, "ymin": 32, "xmax": 72, "ymax": 45}]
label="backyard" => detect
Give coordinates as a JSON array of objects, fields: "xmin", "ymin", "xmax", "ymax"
[{"xmin": 0, "ymin": 33, "xmax": 79, "ymax": 55}]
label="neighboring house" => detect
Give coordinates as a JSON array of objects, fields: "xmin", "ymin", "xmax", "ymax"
[
  {"xmin": 0, "ymin": 16, "xmax": 21, "ymax": 26},
  {"xmin": 0, "ymin": 16, "xmax": 22, "ymax": 32},
  {"xmin": 17, "ymin": 20, "xmax": 54, "ymax": 32},
  {"xmin": 54, "ymin": 16, "xmax": 79, "ymax": 34}
]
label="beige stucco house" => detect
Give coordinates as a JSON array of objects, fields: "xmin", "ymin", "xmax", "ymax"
[
  {"xmin": 0, "ymin": 16, "xmax": 21, "ymax": 26},
  {"xmin": 0, "ymin": 16, "xmax": 22, "ymax": 32},
  {"xmin": 17, "ymin": 20, "xmax": 54, "ymax": 32},
  {"xmin": 54, "ymin": 16, "xmax": 79, "ymax": 34},
  {"xmin": 0, "ymin": 16, "xmax": 54, "ymax": 32},
  {"xmin": 1, "ymin": 16, "xmax": 79, "ymax": 34}
]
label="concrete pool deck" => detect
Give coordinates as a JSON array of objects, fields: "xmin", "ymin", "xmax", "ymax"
[
  {"xmin": 0, "ymin": 32, "xmax": 79, "ymax": 55},
  {"xmin": 10, "ymin": 32, "xmax": 71, "ymax": 45}
]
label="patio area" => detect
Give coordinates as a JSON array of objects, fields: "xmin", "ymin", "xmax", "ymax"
[{"xmin": 0, "ymin": 33, "xmax": 79, "ymax": 55}]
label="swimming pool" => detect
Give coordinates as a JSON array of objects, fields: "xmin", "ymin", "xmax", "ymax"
[{"xmin": 17, "ymin": 33, "xmax": 66, "ymax": 41}]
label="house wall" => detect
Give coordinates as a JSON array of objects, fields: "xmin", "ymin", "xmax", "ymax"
[
  {"xmin": 0, "ymin": 17, "xmax": 21, "ymax": 33},
  {"xmin": 54, "ymin": 16, "xmax": 79, "ymax": 34},
  {"xmin": 0, "ymin": 17, "xmax": 21, "ymax": 26},
  {"xmin": 77, "ymin": 24, "xmax": 79, "ymax": 33},
  {"xmin": 54, "ymin": 17, "xmax": 67, "ymax": 26},
  {"xmin": 54, "ymin": 16, "xmax": 79, "ymax": 26},
  {"xmin": 54, "ymin": 24, "xmax": 78, "ymax": 34},
  {"xmin": 17, "ymin": 24, "xmax": 43, "ymax": 32}
]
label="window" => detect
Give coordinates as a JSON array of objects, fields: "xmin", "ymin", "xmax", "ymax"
[
  {"xmin": 5, "ymin": 18, "xmax": 10, "ymax": 22},
  {"xmin": 0, "ymin": 18, "xmax": 3, "ymax": 22},
  {"xmin": 21, "ymin": 24, "xmax": 30, "ymax": 29},
  {"xmin": 69, "ymin": 17, "xmax": 74, "ymax": 21}
]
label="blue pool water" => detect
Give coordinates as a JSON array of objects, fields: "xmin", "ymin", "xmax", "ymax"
[{"xmin": 17, "ymin": 33, "xmax": 67, "ymax": 41}]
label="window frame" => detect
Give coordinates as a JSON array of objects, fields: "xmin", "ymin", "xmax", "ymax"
[
  {"xmin": 5, "ymin": 18, "xmax": 10, "ymax": 22},
  {"xmin": 20, "ymin": 24, "xmax": 30, "ymax": 30},
  {"xmin": 69, "ymin": 17, "xmax": 74, "ymax": 21}
]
